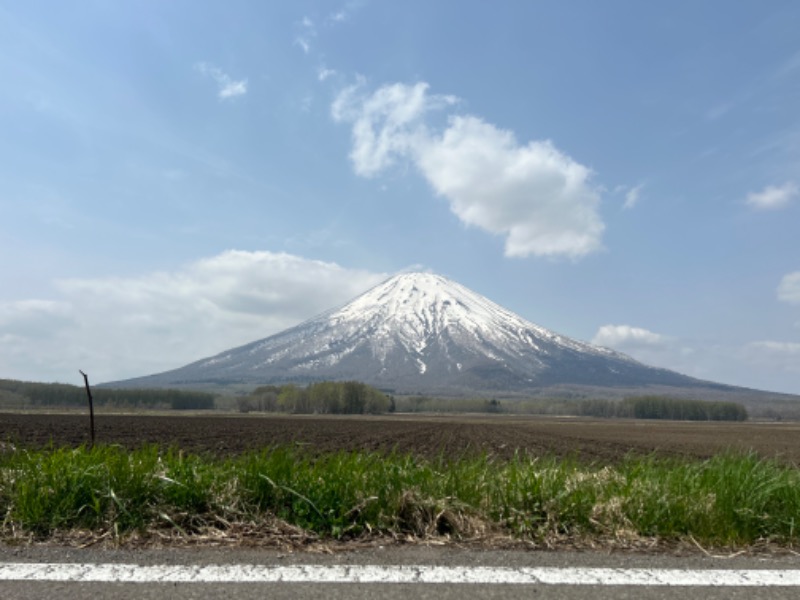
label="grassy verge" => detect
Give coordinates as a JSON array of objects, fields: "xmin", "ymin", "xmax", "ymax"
[{"xmin": 1, "ymin": 445, "xmax": 798, "ymax": 548}]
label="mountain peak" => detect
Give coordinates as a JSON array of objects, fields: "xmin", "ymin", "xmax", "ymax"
[{"xmin": 331, "ymin": 271, "xmax": 503, "ymax": 332}]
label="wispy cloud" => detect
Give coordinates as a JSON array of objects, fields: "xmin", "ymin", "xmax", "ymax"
[
  {"xmin": 592, "ymin": 324, "xmax": 700, "ymax": 378},
  {"xmin": 318, "ymin": 66, "xmax": 337, "ymax": 81},
  {"xmin": 748, "ymin": 340, "xmax": 800, "ymax": 355},
  {"xmin": 331, "ymin": 79, "xmax": 458, "ymax": 175},
  {"xmin": 746, "ymin": 181, "xmax": 798, "ymax": 210},
  {"xmin": 743, "ymin": 341, "xmax": 800, "ymax": 376},
  {"xmin": 778, "ymin": 271, "xmax": 800, "ymax": 304},
  {"xmin": 328, "ymin": 1, "xmax": 363, "ymax": 25},
  {"xmin": 295, "ymin": 16, "xmax": 316, "ymax": 54},
  {"xmin": 0, "ymin": 251, "xmax": 386, "ymax": 383},
  {"xmin": 623, "ymin": 184, "xmax": 644, "ymax": 209},
  {"xmin": 195, "ymin": 62, "xmax": 248, "ymax": 100},
  {"xmin": 296, "ymin": 4, "xmax": 362, "ymax": 55},
  {"xmin": 332, "ymin": 80, "xmax": 604, "ymax": 260}
]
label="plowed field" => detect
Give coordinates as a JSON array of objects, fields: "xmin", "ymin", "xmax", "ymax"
[{"xmin": 2, "ymin": 412, "xmax": 800, "ymax": 463}]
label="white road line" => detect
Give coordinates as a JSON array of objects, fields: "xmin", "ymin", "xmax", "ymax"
[{"xmin": 1, "ymin": 563, "xmax": 800, "ymax": 586}]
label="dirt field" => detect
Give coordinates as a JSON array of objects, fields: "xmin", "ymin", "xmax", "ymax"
[{"xmin": 2, "ymin": 412, "xmax": 800, "ymax": 464}]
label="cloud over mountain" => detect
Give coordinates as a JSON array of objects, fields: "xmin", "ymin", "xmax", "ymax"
[
  {"xmin": 592, "ymin": 324, "xmax": 666, "ymax": 348},
  {"xmin": 0, "ymin": 251, "xmax": 385, "ymax": 383}
]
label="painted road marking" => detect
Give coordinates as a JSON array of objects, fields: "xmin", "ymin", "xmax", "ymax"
[{"xmin": 1, "ymin": 563, "xmax": 800, "ymax": 586}]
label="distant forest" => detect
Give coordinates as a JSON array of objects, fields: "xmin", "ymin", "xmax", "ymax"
[
  {"xmin": 578, "ymin": 395, "xmax": 748, "ymax": 421},
  {"xmin": 397, "ymin": 394, "xmax": 748, "ymax": 421},
  {"xmin": 0, "ymin": 379, "xmax": 215, "ymax": 411},
  {"xmin": 242, "ymin": 381, "xmax": 393, "ymax": 415},
  {"xmin": 1, "ymin": 378, "xmax": 748, "ymax": 421}
]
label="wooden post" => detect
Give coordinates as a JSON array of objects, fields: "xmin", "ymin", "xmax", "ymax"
[{"xmin": 79, "ymin": 370, "xmax": 95, "ymax": 447}]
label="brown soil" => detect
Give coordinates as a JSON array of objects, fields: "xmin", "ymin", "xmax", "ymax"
[{"xmin": 2, "ymin": 412, "xmax": 800, "ymax": 464}]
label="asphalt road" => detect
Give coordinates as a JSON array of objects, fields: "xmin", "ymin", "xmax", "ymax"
[{"xmin": 2, "ymin": 545, "xmax": 800, "ymax": 599}]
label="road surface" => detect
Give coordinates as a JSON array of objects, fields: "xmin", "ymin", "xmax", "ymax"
[{"xmin": 2, "ymin": 544, "xmax": 799, "ymax": 599}]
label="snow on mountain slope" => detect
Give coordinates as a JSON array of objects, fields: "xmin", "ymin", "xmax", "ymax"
[
  {"xmin": 274, "ymin": 272, "xmax": 625, "ymax": 368},
  {"xmin": 112, "ymin": 272, "xmax": 704, "ymax": 393}
]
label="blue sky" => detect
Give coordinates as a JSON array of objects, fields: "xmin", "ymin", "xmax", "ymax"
[{"xmin": 1, "ymin": 1, "xmax": 799, "ymax": 393}]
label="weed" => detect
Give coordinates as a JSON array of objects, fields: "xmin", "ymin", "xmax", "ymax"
[{"xmin": 0, "ymin": 445, "xmax": 797, "ymax": 547}]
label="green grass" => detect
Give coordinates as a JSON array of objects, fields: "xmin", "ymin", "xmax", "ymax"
[{"xmin": 1, "ymin": 445, "xmax": 798, "ymax": 547}]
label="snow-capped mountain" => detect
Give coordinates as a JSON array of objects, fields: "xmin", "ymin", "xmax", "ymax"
[{"xmin": 110, "ymin": 272, "xmax": 707, "ymax": 394}]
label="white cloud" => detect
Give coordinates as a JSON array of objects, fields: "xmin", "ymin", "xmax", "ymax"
[
  {"xmin": 0, "ymin": 251, "xmax": 385, "ymax": 383},
  {"xmin": 328, "ymin": 1, "xmax": 362, "ymax": 25},
  {"xmin": 297, "ymin": 4, "xmax": 360, "ymax": 54},
  {"xmin": 590, "ymin": 325, "xmax": 800, "ymax": 393},
  {"xmin": 295, "ymin": 16, "xmax": 316, "ymax": 54},
  {"xmin": 332, "ymin": 80, "xmax": 457, "ymax": 176},
  {"xmin": 778, "ymin": 271, "xmax": 800, "ymax": 304},
  {"xmin": 318, "ymin": 66, "xmax": 337, "ymax": 81},
  {"xmin": 218, "ymin": 80, "xmax": 247, "ymax": 99},
  {"xmin": 195, "ymin": 63, "xmax": 248, "ymax": 100},
  {"xmin": 623, "ymin": 183, "xmax": 644, "ymax": 209},
  {"xmin": 592, "ymin": 324, "xmax": 666, "ymax": 348},
  {"xmin": 591, "ymin": 324, "xmax": 686, "ymax": 378},
  {"xmin": 417, "ymin": 117, "xmax": 604, "ymax": 258},
  {"xmin": 743, "ymin": 341, "xmax": 800, "ymax": 375},
  {"xmin": 748, "ymin": 341, "xmax": 800, "ymax": 355},
  {"xmin": 0, "ymin": 300, "xmax": 72, "ymax": 337},
  {"xmin": 332, "ymin": 81, "xmax": 604, "ymax": 259},
  {"xmin": 746, "ymin": 182, "xmax": 798, "ymax": 210}
]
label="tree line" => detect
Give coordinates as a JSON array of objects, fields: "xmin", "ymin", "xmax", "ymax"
[
  {"xmin": 393, "ymin": 394, "xmax": 747, "ymax": 421},
  {"xmin": 0, "ymin": 379, "xmax": 215, "ymax": 410},
  {"xmin": 239, "ymin": 381, "xmax": 393, "ymax": 414},
  {"xmin": 575, "ymin": 395, "xmax": 748, "ymax": 421}
]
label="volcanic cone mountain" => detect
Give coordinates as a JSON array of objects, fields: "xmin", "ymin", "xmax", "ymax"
[{"xmin": 111, "ymin": 272, "xmax": 709, "ymax": 394}]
